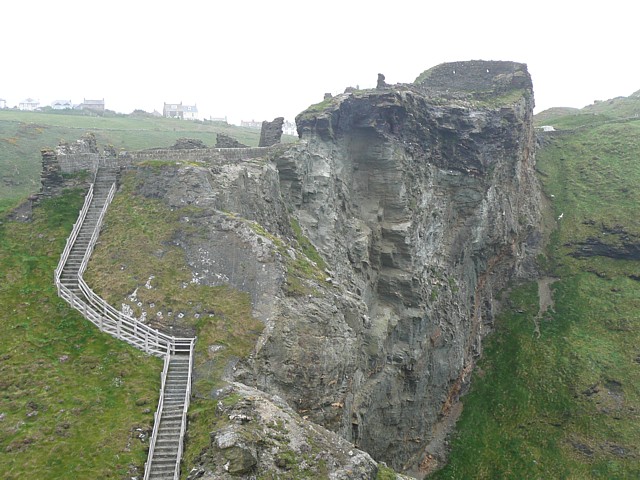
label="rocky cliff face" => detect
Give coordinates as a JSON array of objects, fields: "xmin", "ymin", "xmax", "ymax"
[
  {"xmin": 242, "ymin": 60, "xmax": 542, "ymax": 474},
  {"xmin": 86, "ymin": 61, "xmax": 542, "ymax": 477}
]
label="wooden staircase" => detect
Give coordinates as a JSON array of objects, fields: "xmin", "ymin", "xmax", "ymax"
[
  {"xmin": 59, "ymin": 167, "xmax": 117, "ymax": 296},
  {"xmin": 55, "ymin": 166, "xmax": 195, "ymax": 480},
  {"xmin": 146, "ymin": 355, "xmax": 192, "ymax": 479}
]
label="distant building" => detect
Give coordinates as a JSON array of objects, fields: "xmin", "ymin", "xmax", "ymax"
[
  {"xmin": 51, "ymin": 100, "xmax": 72, "ymax": 110},
  {"xmin": 283, "ymin": 120, "xmax": 296, "ymax": 136},
  {"xmin": 79, "ymin": 99, "xmax": 105, "ymax": 113},
  {"xmin": 209, "ymin": 116, "xmax": 228, "ymax": 123},
  {"xmin": 19, "ymin": 98, "xmax": 40, "ymax": 111},
  {"xmin": 240, "ymin": 120, "xmax": 262, "ymax": 129},
  {"xmin": 163, "ymin": 102, "xmax": 199, "ymax": 120},
  {"xmin": 0, "ymin": 99, "xmax": 6, "ymax": 109}
]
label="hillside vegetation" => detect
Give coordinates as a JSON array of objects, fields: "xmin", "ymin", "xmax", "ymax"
[
  {"xmin": 535, "ymin": 90, "xmax": 640, "ymax": 130},
  {"xmin": 0, "ymin": 109, "xmax": 285, "ymax": 479},
  {"xmin": 434, "ymin": 103, "xmax": 640, "ymax": 478}
]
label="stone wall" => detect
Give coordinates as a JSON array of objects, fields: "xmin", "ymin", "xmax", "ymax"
[
  {"xmin": 50, "ymin": 144, "xmax": 291, "ymax": 175},
  {"xmin": 56, "ymin": 153, "xmax": 103, "ymax": 174},
  {"xmin": 118, "ymin": 145, "xmax": 287, "ymax": 165},
  {"xmin": 415, "ymin": 60, "xmax": 532, "ymax": 95}
]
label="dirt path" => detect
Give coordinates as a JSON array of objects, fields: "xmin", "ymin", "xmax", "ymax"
[{"xmin": 534, "ymin": 277, "xmax": 558, "ymax": 338}]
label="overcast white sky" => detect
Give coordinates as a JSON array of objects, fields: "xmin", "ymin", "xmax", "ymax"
[{"xmin": 2, "ymin": 0, "xmax": 638, "ymax": 124}]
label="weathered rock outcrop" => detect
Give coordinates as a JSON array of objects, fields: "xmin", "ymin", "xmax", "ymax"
[
  {"xmin": 216, "ymin": 133, "xmax": 248, "ymax": 148},
  {"xmin": 186, "ymin": 383, "xmax": 410, "ymax": 480},
  {"xmin": 172, "ymin": 137, "xmax": 208, "ymax": 149},
  {"xmin": 258, "ymin": 117, "xmax": 285, "ymax": 147},
  {"xmin": 568, "ymin": 224, "xmax": 640, "ymax": 260}
]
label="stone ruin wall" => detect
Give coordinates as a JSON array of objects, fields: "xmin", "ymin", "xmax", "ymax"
[
  {"xmin": 53, "ymin": 145, "xmax": 289, "ymax": 174},
  {"xmin": 417, "ymin": 60, "xmax": 531, "ymax": 94},
  {"xmin": 39, "ymin": 142, "xmax": 293, "ymax": 205}
]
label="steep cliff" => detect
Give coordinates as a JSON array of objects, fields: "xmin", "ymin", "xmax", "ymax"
[
  {"xmin": 85, "ymin": 60, "xmax": 542, "ymax": 477},
  {"xmin": 249, "ymin": 60, "xmax": 542, "ymax": 473}
]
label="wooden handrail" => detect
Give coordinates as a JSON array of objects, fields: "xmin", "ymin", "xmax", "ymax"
[
  {"xmin": 174, "ymin": 338, "xmax": 196, "ymax": 479},
  {"xmin": 54, "ymin": 184, "xmax": 94, "ymax": 285},
  {"xmin": 143, "ymin": 354, "xmax": 170, "ymax": 480}
]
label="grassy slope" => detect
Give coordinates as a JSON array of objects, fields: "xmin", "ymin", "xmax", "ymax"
[
  {"xmin": 433, "ymin": 117, "xmax": 640, "ymax": 478},
  {"xmin": 0, "ymin": 109, "xmax": 270, "ymax": 209},
  {"xmin": 534, "ymin": 93, "xmax": 640, "ymax": 130},
  {"xmin": 0, "ymin": 188, "xmax": 161, "ymax": 479},
  {"xmin": 0, "ymin": 110, "xmax": 295, "ymax": 479}
]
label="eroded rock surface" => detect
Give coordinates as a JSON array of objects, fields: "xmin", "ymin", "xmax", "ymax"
[
  {"xmin": 253, "ymin": 60, "xmax": 542, "ymax": 473},
  {"xmin": 187, "ymin": 384, "xmax": 409, "ymax": 480},
  {"xmin": 259, "ymin": 117, "xmax": 285, "ymax": 147},
  {"xmin": 215, "ymin": 133, "xmax": 248, "ymax": 148}
]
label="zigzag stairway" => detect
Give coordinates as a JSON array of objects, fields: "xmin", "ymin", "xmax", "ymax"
[{"xmin": 55, "ymin": 166, "xmax": 195, "ymax": 480}]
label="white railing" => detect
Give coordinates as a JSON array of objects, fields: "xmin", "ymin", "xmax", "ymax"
[
  {"xmin": 174, "ymin": 338, "xmax": 196, "ymax": 479},
  {"xmin": 54, "ymin": 184, "xmax": 94, "ymax": 287},
  {"xmin": 54, "ymin": 177, "xmax": 197, "ymax": 356},
  {"xmin": 55, "ymin": 169, "xmax": 197, "ymax": 479},
  {"xmin": 71, "ymin": 182, "xmax": 191, "ymax": 357},
  {"xmin": 143, "ymin": 354, "xmax": 171, "ymax": 480}
]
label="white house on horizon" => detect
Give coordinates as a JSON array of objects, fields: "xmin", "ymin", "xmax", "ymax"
[
  {"xmin": 0, "ymin": 98, "xmax": 6, "ymax": 109},
  {"xmin": 163, "ymin": 102, "xmax": 199, "ymax": 120},
  {"xmin": 19, "ymin": 98, "xmax": 40, "ymax": 111},
  {"xmin": 283, "ymin": 120, "xmax": 296, "ymax": 136},
  {"xmin": 240, "ymin": 120, "xmax": 262, "ymax": 129},
  {"xmin": 79, "ymin": 99, "xmax": 105, "ymax": 113},
  {"xmin": 52, "ymin": 100, "xmax": 72, "ymax": 110}
]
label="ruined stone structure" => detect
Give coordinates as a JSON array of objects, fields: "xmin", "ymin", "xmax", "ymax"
[
  {"xmin": 171, "ymin": 137, "xmax": 207, "ymax": 149},
  {"xmin": 258, "ymin": 117, "xmax": 285, "ymax": 147},
  {"xmin": 376, "ymin": 73, "xmax": 388, "ymax": 89},
  {"xmin": 215, "ymin": 133, "xmax": 248, "ymax": 148}
]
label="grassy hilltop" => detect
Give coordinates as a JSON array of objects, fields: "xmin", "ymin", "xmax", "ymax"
[
  {"xmin": 0, "ymin": 109, "xmax": 270, "ymax": 211},
  {"xmin": 434, "ymin": 98, "xmax": 640, "ymax": 479}
]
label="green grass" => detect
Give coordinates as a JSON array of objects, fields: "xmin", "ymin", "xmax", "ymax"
[
  {"xmin": 537, "ymin": 120, "xmax": 640, "ymax": 278},
  {"xmin": 295, "ymin": 97, "xmax": 336, "ymax": 123},
  {"xmin": 433, "ymin": 106, "xmax": 640, "ymax": 479},
  {"xmin": 534, "ymin": 94, "xmax": 640, "ymax": 130},
  {"xmin": 0, "ymin": 188, "xmax": 161, "ymax": 479}
]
